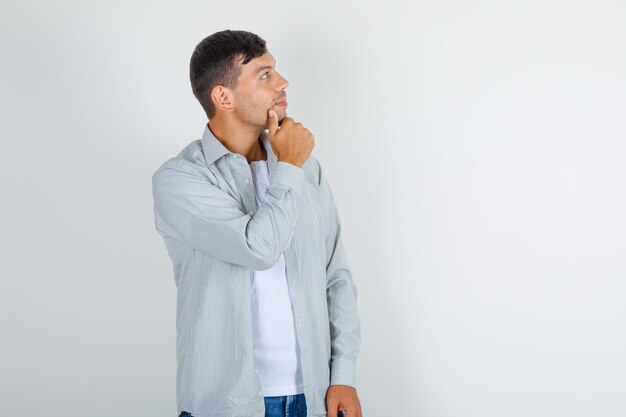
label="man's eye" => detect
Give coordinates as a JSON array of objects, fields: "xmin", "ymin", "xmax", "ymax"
[{"xmin": 261, "ymin": 71, "xmax": 269, "ymax": 79}]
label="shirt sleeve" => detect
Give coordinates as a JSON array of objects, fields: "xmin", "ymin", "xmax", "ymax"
[
  {"xmin": 319, "ymin": 160, "xmax": 362, "ymax": 389},
  {"xmin": 152, "ymin": 159, "xmax": 305, "ymax": 270}
]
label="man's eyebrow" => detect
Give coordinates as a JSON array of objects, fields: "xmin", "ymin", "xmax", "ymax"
[{"xmin": 254, "ymin": 59, "xmax": 277, "ymax": 74}]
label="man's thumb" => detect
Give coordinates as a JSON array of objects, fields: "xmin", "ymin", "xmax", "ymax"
[{"xmin": 268, "ymin": 109, "xmax": 278, "ymax": 139}]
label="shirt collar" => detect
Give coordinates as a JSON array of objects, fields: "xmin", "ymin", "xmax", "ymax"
[{"xmin": 200, "ymin": 123, "xmax": 277, "ymax": 167}]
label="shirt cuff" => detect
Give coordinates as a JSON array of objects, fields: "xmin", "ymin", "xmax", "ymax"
[
  {"xmin": 329, "ymin": 358, "xmax": 357, "ymax": 389},
  {"xmin": 271, "ymin": 161, "xmax": 305, "ymax": 193}
]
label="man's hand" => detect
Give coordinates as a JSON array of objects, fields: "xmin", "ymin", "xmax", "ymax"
[
  {"xmin": 326, "ymin": 384, "xmax": 362, "ymax": 417},
  {"xmin": 267, "ymin": 109, "xmax": 314, "ymax": 169}
]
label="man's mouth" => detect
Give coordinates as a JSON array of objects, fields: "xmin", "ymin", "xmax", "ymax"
[{"xmin": 275, "ymin": 95, "xmax": 287, "ymax": 107}]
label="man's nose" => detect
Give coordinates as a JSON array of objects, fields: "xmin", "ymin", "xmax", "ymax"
[{"xmin": 276, "ymin": 72, "xmax": 289, "ymax": 90}]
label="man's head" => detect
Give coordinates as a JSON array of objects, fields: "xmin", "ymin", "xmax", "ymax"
[{"xmin": 190, "ymin": 30, "xmax": 289, "ymax": 128}]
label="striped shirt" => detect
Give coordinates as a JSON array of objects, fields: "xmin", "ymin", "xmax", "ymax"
[{"xmin": 151, "ymin": 123, "xmax": 361, "ymax": 417}]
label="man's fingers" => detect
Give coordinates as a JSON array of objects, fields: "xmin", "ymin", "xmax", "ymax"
[
  {"xmin": 327, "ymin": 399, "xmax": 339, "ymax": 416},
  {"xmin": 267, "ymin": 109, "xmax": 278, "ymax": 139}
]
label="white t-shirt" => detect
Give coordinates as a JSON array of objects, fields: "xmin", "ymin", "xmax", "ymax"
[{"xmin": 249, "ymin": 159, "xmax": 304, "ymax": 396}]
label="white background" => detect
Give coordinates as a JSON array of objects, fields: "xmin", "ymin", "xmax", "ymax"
[{"xmin": 1, "ymin": 1, "xmax": 625, "ymax": 416}]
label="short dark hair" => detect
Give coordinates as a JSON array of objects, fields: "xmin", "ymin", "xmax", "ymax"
[{"xmin": 189, "ymin": 30, "xmax": 267, "ymax": 119}]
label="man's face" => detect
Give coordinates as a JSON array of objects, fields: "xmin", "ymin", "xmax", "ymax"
[{"xmin": 230, "ymin": 52, "xmax": 289, "ymax": 129}]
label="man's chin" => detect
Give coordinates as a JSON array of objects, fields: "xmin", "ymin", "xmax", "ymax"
[{"xmin": 263, "ymin": 108, "xmax": 287, "ymax": 129}]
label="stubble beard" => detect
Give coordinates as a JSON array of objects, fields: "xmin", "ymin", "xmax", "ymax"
[{"xmin": 237, "ymin": 94, "xmax": 287, "ymax": 130}]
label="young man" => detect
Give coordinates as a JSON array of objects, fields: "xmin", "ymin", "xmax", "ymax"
[{"xmin": 151, "ymin": 30, "xmax": 362, "ymax": 417}]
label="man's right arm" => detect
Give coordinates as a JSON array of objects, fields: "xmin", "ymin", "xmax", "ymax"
[{"xmin": 152, "ymin": 159, "xmax": 304, "ymax": 270}]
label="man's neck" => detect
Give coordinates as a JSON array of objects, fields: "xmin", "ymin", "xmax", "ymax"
[{"xmin": 207, "ymin": 116, "xmax": 267, "ymax": 164}]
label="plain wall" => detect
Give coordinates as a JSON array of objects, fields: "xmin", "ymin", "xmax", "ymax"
[{"xmin": 1, "ymin": 0, "xmax": 625, "ymax": 416}]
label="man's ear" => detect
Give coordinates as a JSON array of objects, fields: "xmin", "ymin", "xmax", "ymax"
[{"xmin": 211, "ymin": 85, "xmax": 235, "ymax": 113}]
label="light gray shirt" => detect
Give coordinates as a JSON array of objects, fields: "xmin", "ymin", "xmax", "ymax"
[{"xmin": 151, "ymin": 123, "xmax": 361, "ymax": 417}]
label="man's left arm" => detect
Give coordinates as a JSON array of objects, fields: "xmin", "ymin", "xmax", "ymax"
[{"xmin": 318, "ymin": 159, "xmax": 363, "ymax": 417}]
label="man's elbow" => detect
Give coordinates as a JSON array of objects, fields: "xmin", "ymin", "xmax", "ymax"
[{"xmin": 243, "ymin": 249, "xmax": 280, "ymax": 270}]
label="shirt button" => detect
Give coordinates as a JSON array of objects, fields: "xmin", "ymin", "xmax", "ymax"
[
  {"xmin": 245, "ymin": 178, "xmax": 250, "ymax": 183},
  {"xmin": 259, "ymin": 390, "xmax": 263, "ymax": 396},
  {"xmin": 254, "ymin": 369, "xmax": 258, "ymax": 374}
]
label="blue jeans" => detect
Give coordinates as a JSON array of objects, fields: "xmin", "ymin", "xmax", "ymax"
[
  {"xmin": 264, "ymin": 393, "xmax": 307, "ymax": 417},
  {"xmin": 178, "ymin": 393, "xmax": 307, "ymax": 417}
]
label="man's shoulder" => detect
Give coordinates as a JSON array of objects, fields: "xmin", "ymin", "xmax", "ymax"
[
  {"xmin": 152, "ymin": 139, "xmax": 209, "ymax": 182},
  {"xmin": 154, "ymin": 139, "xmax": 207, "ymax": 170}
]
